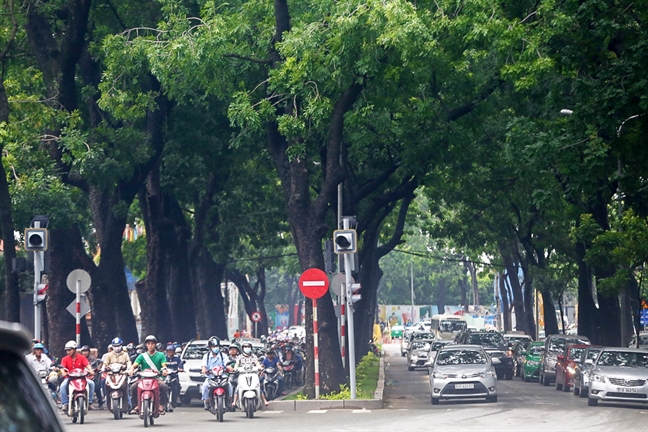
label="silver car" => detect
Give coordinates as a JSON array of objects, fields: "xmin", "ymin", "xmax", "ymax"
[
  {"xmin": 588, "ymin": 348, "xmax": 648, "ymax": 406},
  {"xmin": 573, "ymin": 346, "xmax": 602, "ymax": 398},
  {"xmin": 407, "ymin": 340, "xmax": 432, "ymax": 371},
  {"xmin": 429, "ymin": 345, "xmax": 498, "ymax": 405}
]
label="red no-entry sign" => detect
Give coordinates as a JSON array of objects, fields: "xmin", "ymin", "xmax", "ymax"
[{"xmin": 298, "ymin": 268, "xmax": 329, "ymax": 299}]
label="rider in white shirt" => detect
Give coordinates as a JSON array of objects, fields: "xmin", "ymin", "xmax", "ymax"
[{"xmin": 26, "ymin": 342, "xmax": 52, "ymax": 374}]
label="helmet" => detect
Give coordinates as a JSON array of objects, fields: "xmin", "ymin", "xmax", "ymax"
[
  {"xmin": 34, "ymin": 343, "xmax": 45, "ymax": 350},
  {"xmin": 208, "ymin": 337, "xmax": 221, "ymax": 348},
  {"xmin": 80, "ymin": 345, "xmax": 90, "ymax": 352},
  {"xmin": 64, "ymin": 340, "xmax": 77, "ymax": 350},
  {"xmin": 229, "ymin": 343, "xmax": 240, "ymax": 351},
  {"xmin": 111, "ymin": 337, "xmax": 123, "ymax": 346},
  {"xmin": 175, "ymin": 347, "xmax": 182, "ymax": 354},
  {"xmin": 241, "ymin": 342, "xmax": 253, "ymax": 355},
  {"xmin": 166, "ymin": 345, "xmax": 175, "ymax": 351},
  {"xmin": 156, "ymin": 342, "xmax": 164, "ymax": 351},
  {"xmin": 144, "ymin": 335, "xmax": 157, "ymax": 343},
  {"xmin": 126, "ymin": 343, "xmax": 135, "ymax": 351}
]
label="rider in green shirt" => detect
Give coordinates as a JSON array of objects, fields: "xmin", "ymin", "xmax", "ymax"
[{"xmin": 129, "ymin": 335, "xmax": 169, "ymax": 414}]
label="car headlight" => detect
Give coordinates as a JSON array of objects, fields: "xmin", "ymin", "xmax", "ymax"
[
  {"xmin": 479, "ymin": 371, "xmax": 494, "ymax": 378},
  {"xmin": 590, "ymin": 374, "xmax": 605, "ymax": 383},
  {"xmin": 411, "ymin": 355, "xmax": 418, "ymax": 360},
  {"xmin": 566, "ymin": 366, "xmax": 575, "ymax": 375},
  {"xmin": 432, "ymin": 372, "xmax": 447, "ymax": 379}
]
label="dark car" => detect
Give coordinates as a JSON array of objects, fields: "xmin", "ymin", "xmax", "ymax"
[
  {"xmin": 456, "ymin": 330, "xmax": 514, "ymax": 380},
  {"xmin": 0, "ymin": 320, "xmax": 66, "ymax": 431},
  {"xmin": 555, "ymin": 343, "xmax": 589, "ymax": 392},
  {"xmin": 539, "ymin": 334, "xmax": 590, "ymax": 386}
]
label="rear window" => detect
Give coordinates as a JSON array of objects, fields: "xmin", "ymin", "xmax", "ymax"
[
  {"xmin": 182, "ymin": 343, "xmax": 209, "ymax": 360},
  {"xmin": 436, "ymin": 349, "xmax": 487, "ymax": 365},
  {"xmin": 467, "ymin": 333, "xmax": 505, "ymax": 347},
  {"xmin": 0, "ymin": 350, "xmax": 64, "ymax": 432}
]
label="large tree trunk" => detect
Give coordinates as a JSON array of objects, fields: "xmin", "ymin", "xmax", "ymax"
[
  {"xmin": 500, "ymin": 274, "xmax": 512, "ymax": 332},
  {"xmin": 541, "ymin": 289, "xmax": 559, "ymax": 336},
  {"xmin": 521, "ymin": 269, "xmax": 537, "ymax": 339},
  {"xmin": 500, "ymin": 249, "xmax": 529, "ymax": 335},
  {"xmin": 576, "ymin": 241, "xmax": 598, "ymax": 341},
  {"xmin": 194, "ymin": 249, "xmax": 228, "ymax": 339},
  {"xmin": 436, "ymin": 279, "xmax": 447, "ymax": 317}
]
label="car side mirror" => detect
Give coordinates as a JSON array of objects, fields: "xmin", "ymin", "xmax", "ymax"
[
  {"xmin": 491, "ymin": 358, "xmax": 501, "ymax": 365},
  {"xmin": 557, "ymin": 355, "xmax": 564, "ymax": 361}
]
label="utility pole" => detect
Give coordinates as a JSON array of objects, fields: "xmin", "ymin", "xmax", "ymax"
[
  {"xmin": 342, "ymin": 217, "xmax": 357, "ymax": 399},
  {"xmin": 410, "ymin": 264, "xmax": 415, "ymax": 323}
]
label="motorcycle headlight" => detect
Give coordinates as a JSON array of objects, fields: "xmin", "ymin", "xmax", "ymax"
[
  {"xmin": 432, "ymin": 372, "xmax": 447, "ymax": 379},
  {"xmin": 566, "ymin": 366, "xmax": 575, "ymax": 375}
]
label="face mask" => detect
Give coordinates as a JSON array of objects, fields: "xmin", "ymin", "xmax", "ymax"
[
  {"xmin": 243, "ymin": 348, "xmax": 252, "ymax": 354},
  {"xmin": 113, "ymin": 346, "xmax": 122, "ymax": 353},
  {"xmin": 212, "ymin": 347, "xmax": 220, "ymax": 354}
]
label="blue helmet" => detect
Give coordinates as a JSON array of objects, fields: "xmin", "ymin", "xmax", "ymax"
[
  {"xmin": 34, "ymin": 343, "xmax": 45, "ymax": 350},
  {"xmin": 111, "ymin": 337, "xmax": 123, "ymax": 346}
]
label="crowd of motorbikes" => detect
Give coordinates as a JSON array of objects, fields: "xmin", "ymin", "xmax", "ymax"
[{"xmin": 33, "ymin": 337, "xmax": 306, "ymax": 426}]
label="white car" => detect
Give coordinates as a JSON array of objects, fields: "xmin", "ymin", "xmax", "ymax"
[
  {"xmin": 178, "ymin": 340, "xmax": 230, "ymax": 405},
  {"xmin": 628, "ymin": 332, "xmax": 648, "ymax": 350},
  {"xmin": 429, "ymin": 345, "xmax": 498, "ymax": 405},
  {"xmin": 288, "ymin": 326, "xmax": 305, "ymax": 340},
  {"xmin": 587, "ymin": 348, "xmax": 648, "ymax": 406}
]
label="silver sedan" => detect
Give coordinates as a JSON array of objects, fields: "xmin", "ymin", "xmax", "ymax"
[
  {"xmin": 429, "ymin": 345, "xmax": 498, "ymax": 405},
  {"xmin": 588, "ymin": 348, "xmax": 648, "ymax": 406}
]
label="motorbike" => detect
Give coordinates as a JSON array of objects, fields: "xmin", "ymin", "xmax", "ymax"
[
  {"xmin": 38, "ymin": 367, "xmax": 60, "ymax": 404},
  {"xmin": 66, "ymin": 368, "xmax": 90, "ymax": 424},
  {"xmin": 236, "ymin": 365, "xmax": 262, "ymax": 419},
  {"xmin": 282, "ymin": 359, "xmax": 295, "ymax": 390},
  {"xmin": 135, "ymin": 370, "xmax": 161, "ymax": 427},
  {"xmin": 105, "ymin": 363, "xmax": 129, "ymax": 420},
  {"xmin": 369, "ymin": 340, "xmax": 381, "ymax": 357},
  {"xmin": 205, "ymin": 366, "xmax": 230, "ymax": 422},
  {"xmin": 263, "ymin": 366, "xmax": 280, "ymax": 401},
  {"xmin": 164, "ymin": 370, "xmax": 179, "ymax": 412}
]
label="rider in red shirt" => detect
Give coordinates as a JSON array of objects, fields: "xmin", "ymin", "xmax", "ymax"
[{"xmin": 60, "ymin": 340, "xmax": 96, "ymax": 412}]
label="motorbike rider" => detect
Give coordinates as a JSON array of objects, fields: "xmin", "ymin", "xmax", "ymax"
[
  {"xmin": 232, "ymin": 341, "xmax": 269, "ymax": 407},
  {"xmin": 129, "ymin": 335, "xmax": 169, "ymax": 415},
  {"xmin": 81, "ymin": 345, "xmax": 105, "ymax": 409},
  {"xmin": 26, "ymin": 342, "xmax": 53, "ymax": 375},
  {"xmin": 60, "ymin": 341, "xmax": 96, "ymax": 413},
  {"xmin": 165, "ymin": 344, "xmax": 183, "ymax": 410},
  {"xmin": 261, "ymin": 349, "xmax": 285, "ymax": 396},
  {"xmin": 200, "ymin": 337, "xmax": 231, "ymax": 410}
]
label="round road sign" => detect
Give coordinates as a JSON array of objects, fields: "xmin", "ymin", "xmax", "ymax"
[
  {"xmin": 251, "ymin": 311, "xmax": 262, "ymax": 322},
  {"xmin": 298, "ymin": 268, "xmax": 330, "ymax": 299},
  {"xmin": 66, "ymin": 269, "xmax": 91, "ymax": 293},
  {"xmin": 330, "ymin": 273, "xmax": 354, "ymax": 297}
]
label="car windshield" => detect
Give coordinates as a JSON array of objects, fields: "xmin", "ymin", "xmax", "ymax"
[
  {"xmin": 507, "ymin": 336, "xmax": 529, "ymax": 343},
  {"xmin": 412, "ymin": 332, "xmax": 434, "ymax": 341},
  {"xmin": 183, "ymin": 343, "xmax": 209, "ymax": 360},
  {"xmin": 436, "ymin": 349, "xmax": 487, "ymax": 365},
  {"xmin": 639, "ymin": 335, "xmax": 648, "ymax": 344},
  {"xmin": 528, "ymin": 345, "xmax": 544, "ymax": 356},
  {"xmin": 568, "ymin": 347, "xmax": 585, "ymax": 360},
  {"xmin": 431, "ymin": 342, "xmax": 449, "ymax": 351},
  {"xmin": 597, "ymin": 351, "xmax": 648, "ymax": 367},
  {"xmin": 549, "ymin": 337, "xmax": 589, "ymax": 353},
  {"xmin": 412, "ymin": 341, "xmax": 430, "ymax": 350},
  {"xmin": 439, "ymin": 320, "xmax": 467, "ymax": 333},
  {"xmin": 467, "ymin": 333, "xmax": 505, "ymax": 347}
]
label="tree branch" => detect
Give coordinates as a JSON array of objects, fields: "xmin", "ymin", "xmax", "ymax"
[
  {"xmin": 377, "ymin": 192, "xmax": 415, "ymax": 258},
  {"xmin": 446, "ymin": 76, "xmax": 504, "ymax": 122},
  {"xmin": 224, "ymin": 53, "xmax": 272, "ymax": 64}
]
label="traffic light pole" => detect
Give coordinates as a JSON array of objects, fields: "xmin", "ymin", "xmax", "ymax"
[
  {"xmin": 343, "ymin": 215, "xmax": 357, "ymax": 399},
  {"xmin": 32, "ymin": 219, "xmax": 43, "ymax": 342}
]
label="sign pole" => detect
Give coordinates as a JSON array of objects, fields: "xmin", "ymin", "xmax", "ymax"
[
  {"xmin": 76, "ymin": 279, "xmax": 81, "ymax": 346},
  {"xmin": 33, "ymin": 251, "xmax": 42, "ymax": 341},
  {"xmin": 313, "ymin": 297, "xmax": 320, "ymax": 399},
  {"xmin": 344, "ymin": 252, "xmax": 357, "ymax": 400}
]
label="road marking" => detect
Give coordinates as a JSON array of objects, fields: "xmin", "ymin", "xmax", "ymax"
[
  {"xmin": 303, "ymin": 281, "xmax": 326, "ymax": 286},
  {"xmin": 264, "ymin": 410, "xmax": 283, "ymax": 414},
  {"xmin": 353, "ymin": 409, "xmax": 371, "ymax": 413},
  {"xmin": 308, "ymin": 409, "xmax": 328, "ymax": 413}
]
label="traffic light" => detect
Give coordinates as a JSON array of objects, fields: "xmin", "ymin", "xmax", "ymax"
[
  {"xmin": 349, "ymin": 283, "xmax": 362, "ymax": 304},
  {"xmin": 36, "ymin": 283, "xmax": 48, "ymax": 303},
  {"xmin": 25, "ymin": 228, "xmax": 48, "ymax": 251},
  {"xmin": 333, "ymin": 229, "xmax": 357, "ymax": 254}
]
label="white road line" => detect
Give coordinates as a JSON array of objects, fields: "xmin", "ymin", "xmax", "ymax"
[
  {"xmin": 352, "ymin": 409, "xmax": 371, "ymax": 413},
  {"xmin": 264, "ymin": 411, "xmax": 283, "ymax": 414},
  {"xmin": 308, "ymin": 409, "xmax": 328, "ymax": 413}
]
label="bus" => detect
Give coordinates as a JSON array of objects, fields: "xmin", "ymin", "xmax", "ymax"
[{"xmin": 430, "ymin": 314, "xmax": 468, "ymax": 341}]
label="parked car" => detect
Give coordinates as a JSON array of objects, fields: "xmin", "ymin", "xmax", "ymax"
[
  {"xmin": 555, "ymin": 343, "xmax": 590, "ymax": 392},
  {"xmin": 587, "ymin": 348, "xmax": 648, "ymax": 406},
  {"xmin": 539, "ymin": 334, "xmax": 590, "ymax": 386},
  {"xmin": 456, "ymin": 330, "xmax": 514, "ymax": 380},
  {"xmin": 504, "ymin": 333, "xmax": 532, "ymax": 349},
  {"xmin": 628, "ymin": 331, "xmax": 648, "ymax": 349},
  {"xmin": 402, "ymin": 331, "xmax": 435, "ymax": 357},
  {"xmin": 521, "ymin": 342, "xmax": 544, "ymax": 382},
  {"xmin": 429, "ymin": 345, "xmax": 498, "ymax": 405},
  {"xmin": 407, "ymin": 340, "xmax": 433, "ymax": 371},
  {"xmin": 512, "ymin": 339, "xmax": 532, "ymax": 377},
  {"xmin": 0, "ymin": 320, "xmax": 66, "ymax": 432},
  {"xmin": 390, "ymin": 325, "xmax": 404, "ymax": 339},
  {"xmin": 573, "ymin": 345, "xmax": 603, "ymax": 398}
]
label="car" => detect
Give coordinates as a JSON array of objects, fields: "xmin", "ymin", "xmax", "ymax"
[
  {"xmin": 555, "ymin": 343, "xmax": 590, "ymax": 392},
  {"xmin": 628, "ymin": 331, "xmax": 648, "ymax": 349},
  {"xmin": 402, "ymin": 331, "xmax": 436, "ymax": 357},
  {"xmin": 287, "ymin": 325, "xmax": 305, "ymax": 339},
  {"xmin": 429, "ymin": 344, "xmax": 498, "ymax": 405},
  {"xmin": 407, "ymin": 340, "xmax": 433, "ymax": 371},
  {"xmin": 573, "ymin": 345, "xmax": 603, "ymax": 398},
  {"xmin": 521, "ymin": 341, "xmax": 544, "ymax": 382},
  {"xmin": 0, "ymin": 320, "xmax": 66, "ymax": 431},
  {"xmin": 539, "ymin": 334, "xmax": 590, "ymax": 386},
  {"xmin": 456, "ymin": 330, "xmax": 514, "ymax": 380},
  {"xmin": 512, "ymin": 339, "xmax": 532, "ymax": 377},
  {"xmin": 504, "ymin": 333, "xmax": 532, "ymax": 350},
  {"xmin": 390, "ymin": 325, "xmax": 404, "ymax": 339},
  {"xmin": 178, "ymin": 339, "xmax": 230, "ymax": 405},
  {"xmin": 587, "ymin": 347, "xmax": 648, "ymax": 406}
]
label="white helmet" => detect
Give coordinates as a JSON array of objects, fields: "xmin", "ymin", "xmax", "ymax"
[
  {"xmin": 175, "ymin": 347, "xmax": 182, "ymax": 355},
  {"xmin": 64, "ymin": 340, "xmax": 77, "ymax": 350}
]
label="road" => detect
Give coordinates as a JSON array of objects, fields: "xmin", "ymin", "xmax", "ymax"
[{"xmin": 71, "ymin": 343, "xmax": 647, "ymax": 431}]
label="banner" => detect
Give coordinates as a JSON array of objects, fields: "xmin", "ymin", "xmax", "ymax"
[{"xmin": 274, "ymin": 304, "xmax": 290, "ymax": 330}]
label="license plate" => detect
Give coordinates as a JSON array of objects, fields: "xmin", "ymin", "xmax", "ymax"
[
  {"xmin": 455, "ymin": 383, "xmax": 474, "ymax": 389},
  {"xmin": 616, "ymin": 387, "xmax": 638, "ymax": 393}
]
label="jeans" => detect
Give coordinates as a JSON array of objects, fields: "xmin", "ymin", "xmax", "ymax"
[{"xmin": 61, "ymin": 378, "xmax": 95, "ymax": 405}]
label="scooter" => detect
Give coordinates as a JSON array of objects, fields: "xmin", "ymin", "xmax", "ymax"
[
  {"xmin": 105, "ymin": 363, "xmax": 129, "ymax": 420},
  {"xmin": 164, "ymin": 370, "xmax": 179, "ymax": 412},
  {"xmin": 206, "ymin": 366, "xmax": 230, "ymax": 422},
  {"xmin": 66, "ymin": 368, "xmax": 90, "ymax": 424},
  {"xmin": 282, "ymin": 359, "xmax": 295, "ymax": 390},
  {"xmin": 263, "ymin": 366, "xmax": 279, "ymax": 401},
  {"xmin": 236, "ymin": 365, "xmax": 262, "ymax": 419},
  {"xmin": 135, "ymin": 370, "xmax": 161, "ymax": 427}
]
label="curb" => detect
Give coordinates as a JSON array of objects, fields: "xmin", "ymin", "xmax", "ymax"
[{"xmin": 266, "ymin": 353, "xmax": 385, "ymax": 411}]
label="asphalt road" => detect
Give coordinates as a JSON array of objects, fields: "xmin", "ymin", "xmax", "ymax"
[{"xmin": 67, "ymin": 343, "xmax": 647, "ymax": 432}]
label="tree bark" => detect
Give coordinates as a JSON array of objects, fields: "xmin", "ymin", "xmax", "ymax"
[
  {"xmin": 500, "ymin": 248, "xmax": 529, "ymax": 335},
  {"xmin": 194, "ymin": 249, "xmax": 228, "ymax": 339},
  {"xmin": 541, "ymin": 289, "xmax": 559, "ymax": 336},
  {"xmin": 499, "ymin": 274, "xmax": 511, "ymax": 332}
]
